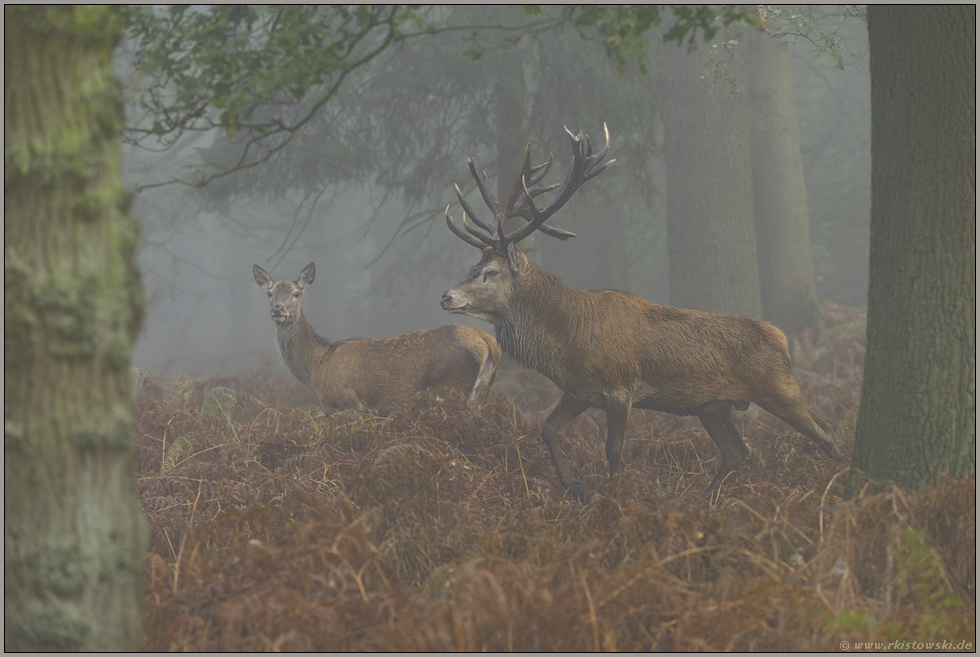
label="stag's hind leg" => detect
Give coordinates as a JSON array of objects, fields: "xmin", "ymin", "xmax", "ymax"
[
  {"xmin": 604, "ymin": 395, "xmax": 632, "ymax": 477},
  {"xmin": 698, "ymin": 404, "xmax": 749, "ymax": 491},
  {"xmin": 543, "ymin": 393, "xmax": 590, "ymax": 502}
]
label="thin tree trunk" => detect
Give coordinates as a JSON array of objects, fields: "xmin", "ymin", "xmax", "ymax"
[
  {"xmin": 748, "ymin": 29, "xmax": 816, "ymax": 334},
  {"xmin": 492, "ymin": 10, "xmax": 531, "ymax": 250},
  {"xmin": 590, "ymin": 200, "xmax": 629, "ymax": 291},
  {"xmin": 662, "ymin": 35, "xmax": 762, "ymax": 317},
  {"xmin": 4, "ymin": 6, "xmax": 147, "ymax": 650},
  {"xmin": 852, "ymin": 5, "xmax": 975, "ymax": 490}
]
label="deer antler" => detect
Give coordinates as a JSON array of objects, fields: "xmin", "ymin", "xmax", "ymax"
[{"xmin": 446, "ymin": 123, "xmax": 614, "ymax": 253}]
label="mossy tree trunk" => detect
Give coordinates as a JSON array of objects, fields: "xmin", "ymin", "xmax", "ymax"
[
  {"xmin": 747, "ymin": 29, "xmax": 816, "ymax": 334},
  {"xmin": 4, "ymin": 6, "xmax": 147, "ymax": 650},
  {"xmin": 662, "ymin": 36, "xmax": 763, "ymax": 318},
  {"xmin": 852, "ymin": 5, "xmax": 975, "ymax": 490}
]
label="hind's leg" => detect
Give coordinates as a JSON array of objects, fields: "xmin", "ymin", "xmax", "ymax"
[
  {"xmin": 467, "ymin": 348, "xmax": 497, "ymax": 408},
  {"xmin": 699, "ymin": 405, "xmax": 749, "ymax": 491}
]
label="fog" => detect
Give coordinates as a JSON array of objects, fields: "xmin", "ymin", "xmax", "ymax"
[{"xmin": 119, "ymin": 6, "xmax": 870, "ymax": 378}]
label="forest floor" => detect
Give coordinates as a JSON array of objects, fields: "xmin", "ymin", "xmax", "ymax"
[{"xmin": 135, "ymin": 302, "xmax": 975, "ymax": 651}]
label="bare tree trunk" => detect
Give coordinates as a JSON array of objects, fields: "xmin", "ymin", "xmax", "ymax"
[
  {"xmin": 541, "ymin": 200, "xmax": 629, "ymax": 292},
  {"xmin": 748, "ymin": 29, "xmax": 816, "ymax": 334},
  {"xmin": 590, "ymin": 200, "xmax": 629, "ymax": 291},
  {"xmin": 662, "ymin": 36, "xmax": 762, "ymax": 317},
  {"xmin": 493, "ymin": 41, "xmax": 531, "ymax": 252},
  {"xmin": 852, "ymin": 5, "xmax": 975, "ymax": 490},
  {"xmin": 4, "ymin": 6, "xmax": 147, "ymax": 650},
  {"xmin": 493, "ymin": 51, "xmax": 528, "ymax": 199}
]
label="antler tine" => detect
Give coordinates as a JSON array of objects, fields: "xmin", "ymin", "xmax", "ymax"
[
  {"xmin": 536, "ymin": 223, "xmax": 577, "ymax": 240},
  {"xmin": 524, "ymin": 151, "xmax": 554, "ymax": 187},
  {"xmin": 583, "ymin": 123, "xmax": 613, "ymax": 178},
  {"xmin": 528, "ymin": 182, "xmax": 560, "ymax": 198},
  {"xmin": 584, "ymin": 157, "xmax": 616, "ymax": 183},
  {"xmin": 454, "ymin": 183, "xmax": 496, "ymax": 234},
  {"xmin": 501, "ymin": 169, "xmax": 569, "ymax": 245},
  {"xmin": 503, "ymin": 124, "xmax": 613, "ymax": 245},
  {"xmin": 462, "ymin": 213, "xmax": 498, "ymax": 246},
  {"xmin": 467, "ymin": 159, "xmax": 499, "ymax": 214},
  {"xmin": 445, "ymin": 205, "xmax": 491, "ymax": 249},
  {"xmin": 494, "ymin": 207, "xmax": 507, "ymax": 241}
]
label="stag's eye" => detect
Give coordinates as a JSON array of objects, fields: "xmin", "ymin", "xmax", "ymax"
[{"xmin": 484, "ymin": 269, "xmax": 498, "ymax": 281}]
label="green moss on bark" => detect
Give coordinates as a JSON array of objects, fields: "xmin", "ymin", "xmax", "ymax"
[{"xmin": 5, "ymin": 5, "xmax": 147, "ymax": 651}]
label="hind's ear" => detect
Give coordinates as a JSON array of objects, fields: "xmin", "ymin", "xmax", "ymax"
[
  {"xmin": 298, "ymin": 262, "xmax": 315, "ymax": 288},
  {"xmin": 253, "ymin": 265, "xmax": 274, "ymax": 289}
]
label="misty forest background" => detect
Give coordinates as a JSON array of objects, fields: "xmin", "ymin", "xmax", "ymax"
[
  {"xmin": 5, "ymin": 4, "xmax": 974, "ymax": 651},
  {"xmin": 122, "ymin": 5, "xmax": 870, "ymax": 376}
]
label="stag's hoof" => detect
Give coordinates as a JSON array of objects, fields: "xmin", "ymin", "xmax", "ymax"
[{"xmin": 568, "ymin": 481, "xmax": 588, "ymax": 504}]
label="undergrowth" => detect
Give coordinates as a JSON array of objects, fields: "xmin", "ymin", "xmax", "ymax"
[{"xmin": 135, "ymin": 304, "xmax": 975, "ymax": 651}]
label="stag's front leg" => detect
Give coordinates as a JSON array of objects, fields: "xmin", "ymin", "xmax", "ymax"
[{"xmin": 542, "ymin": 393, "xmax": 590, "ymax": 502}]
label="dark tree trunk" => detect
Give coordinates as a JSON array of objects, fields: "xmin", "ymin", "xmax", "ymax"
[
  {"xmin": 852, "ymin": 5, "xmax": 975, "ymax": 490},
  {"xmin": 662, "ymin": 35, "xmax": 762, "ymax": 318},
  {"xmin": 4, "ymin": 6, "xmax": 147, "ymax": 650},
  {"xmin": 748, "ymin": 29, "xmax": 816, "ymax": 334}
]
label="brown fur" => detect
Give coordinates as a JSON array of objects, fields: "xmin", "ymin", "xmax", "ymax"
[
  {"xmin": 255, "ymin": 263, "xmax": 499, "ymax": 413},
  {"xmin": 443, "ymin": 249, "xmax": 841, "ymax": 501},
  {"xmin": 440, "ymin": 125, "xmax": 839, "ymax": 501}
]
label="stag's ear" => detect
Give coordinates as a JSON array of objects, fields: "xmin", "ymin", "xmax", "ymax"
[
  {"xmin": 506, "ymin": 243, "xmax": 528, "ymax": 275},
  {"xmin": 253, "ymin": 265, "xmax": 274, "ymax": 289},
  {"xmin": 507, "ymin": 243, "xmax": 519, "ymax": 273},
  {"xmin": 298, "ymin": 262, "xmax": 316, "ymax": 288}
]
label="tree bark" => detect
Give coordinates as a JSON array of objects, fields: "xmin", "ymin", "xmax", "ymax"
[
  {"xmin": 492, "ymin": 38, "xmax": 532, "ymax": 251},
  {"xmin": 747, "ymin": 29, "xmax": 816, "ymax": 334},
  {"xmin": 852, "ymin": 5, "xmax": 975, "ymax": 490},
  {"xmin": 662, "ymin": 36, "xmax": 762, "ymax": 317},
  {"xmin": 4, "ymin": 6, "xmax": 147, "ymax": 650}
]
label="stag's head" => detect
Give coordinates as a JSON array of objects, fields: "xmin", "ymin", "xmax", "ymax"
[
  {"xmin": 440, "ymin": 124, "xmax": 613, "ymax": 321},
  {"xmin": 253, "ymin": 263, "xmax": 315, "ymax": 324}
]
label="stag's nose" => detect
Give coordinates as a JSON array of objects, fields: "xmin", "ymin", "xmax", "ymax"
[{"xmin": 440, "ymin": 292, "xmax": 453, "ymax": 310}]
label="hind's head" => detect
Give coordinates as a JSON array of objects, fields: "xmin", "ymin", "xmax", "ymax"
[{"xmin": 253, "ymin": 263, "xmax": 315, "ymax": 324}]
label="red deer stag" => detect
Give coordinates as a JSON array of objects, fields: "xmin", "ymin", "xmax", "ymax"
[
  {"xmin": 255, "ymin": 263, "xmax": 500, "ymax": 413},
  {"xmin": 440, "ymin": 124, "xmax": 841, "ymax": 502}
]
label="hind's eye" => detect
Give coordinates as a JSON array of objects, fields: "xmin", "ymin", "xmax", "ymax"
[
  {"xmin": 292, "ymin": 291, "xmax": 300, "ymax": 297},
  {"xmin": 267, "ymin": 291, "xmax": 272, "ymax": 298}
]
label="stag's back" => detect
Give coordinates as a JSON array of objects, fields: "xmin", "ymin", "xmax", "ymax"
[
  {"xmin": 502, "ymin": 265, "xmax": 794, "ymax": 412},
  {"xmin": 560, "ymin": 286, "xmax": 797, "ymax": 412}
]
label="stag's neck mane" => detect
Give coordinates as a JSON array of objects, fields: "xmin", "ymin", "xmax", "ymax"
[
  {"xmin": 493, "ymin": 258, "xmax": 582, "ymax": 388},
  {"xmin": 275, "ymin": 309, "xmax": 335, "ymax": 388}
]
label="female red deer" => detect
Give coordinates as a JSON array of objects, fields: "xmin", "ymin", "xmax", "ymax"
[
  {"xmin": 255, "ymin": 263, "xmax": 499, "ymax": 413},
  {"xmin": 440, "ymin": 125, "xmax": 840, "ymax": 501}
]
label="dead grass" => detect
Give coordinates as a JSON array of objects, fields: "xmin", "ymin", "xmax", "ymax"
[{"xmin": 136, "ymin": 305, "xmax": 975, "ymax": 651}]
